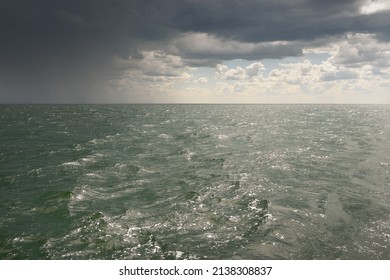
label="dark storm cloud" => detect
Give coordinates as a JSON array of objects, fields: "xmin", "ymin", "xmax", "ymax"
[
  {"xmin": 165, "ymin": 0, "xmax": 390, "ymax": 43},
  {"xmin": 0, "ymin": 0, "xmax": 138, "ymax": 57},
  {"xmin": 168, "ymin": 0, "xmax": 363, "ymax": 42},
  {"xmin": 0, "ymin": 0, "xmax": 138, "ymax": 102},
  {"xmin": 0, "ymin": 0, "xmax": 389, "ymax": 102}
]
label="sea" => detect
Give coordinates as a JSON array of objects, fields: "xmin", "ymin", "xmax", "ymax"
[{"xmin": 0, "ymin": 104, "xmax": 389, "ymax": 260}]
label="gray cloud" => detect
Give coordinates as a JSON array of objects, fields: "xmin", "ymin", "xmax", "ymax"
[
  {"xmin": 166, "ymin": 33, "xmax": 305, "ymax": 63},
  {"xmin": 169, "ymin": 0, "xmax": 365, "ymax": 42},
  {"xmin": 321, "ymin": 69, "xmax": 359, "ymax": 81},
  {"xmin": 0, "ymin": 0, "xmax": 389, "ymax": 102}
]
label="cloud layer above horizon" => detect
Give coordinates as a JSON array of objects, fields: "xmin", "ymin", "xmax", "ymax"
[{"xmin": 1, "ymin": 0, "xmax": 390, "ymax": 103}]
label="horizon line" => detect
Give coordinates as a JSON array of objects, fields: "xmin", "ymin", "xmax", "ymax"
[{"xmin": 1, "ymin": 103, "xmax": 389, "ymax": 106}]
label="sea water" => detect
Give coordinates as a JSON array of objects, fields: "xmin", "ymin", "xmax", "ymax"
[{"xmin": 0, "ymin": 104, "xmax": 389, "ymax": 259}]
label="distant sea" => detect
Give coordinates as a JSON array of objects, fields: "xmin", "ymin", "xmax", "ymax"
[{"xmin": 1, "ymin": 104, "xmax": 389, "ymax": 259}]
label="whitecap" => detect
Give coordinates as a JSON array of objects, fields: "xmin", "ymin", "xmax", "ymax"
[
  {"xmin": 229, "ymin": 215, "xmax": 241, "ymax": 223},
  {"xmin": 74, "ymin": 144, "xmax": 83, "ymax": 151},
  {"xmin": 80, "ymin": 156, "xmax": 96, "ymax": 163},
  {"xmin": 217, "ymin": 134, "xmax": 228, "ymax": 140},
  {"xmin": 271, "ymin": 163, "xmax": 291, "ymax": 171},
  {"xmin": 216, "ymin": 144, "xmax": 227, "ymax": 148},
  {"xmin": 80, "ymin": 153, "xmax": 104, "ymax": 163},
  {"xmin": 133, "ymin": 179, "xmax": 150, "ymax": 185},
  {"xmin": 310, "ymin": 154, "xmax": 329, "ymax": 159},
  {"xmin": 175, "ymin": 251, "xmax": 184, "ymax": 259},
  {"xmin": 27, "ymin": 168, "xmax": 43, "ymax": 175},
  {"xmin": 114, "ymin": 163, "xmax": 127, "ymax": 169},
  {"xmin": 85, "ymin": 172, "xmax": 104, "ymax": 179},
  {"xmin": 61, "ymin": 161, "xmax": 81, "ymax": 167},
  {"xmin": 158, "ymin": 133, "xmax": 171, "ymax": 139}
]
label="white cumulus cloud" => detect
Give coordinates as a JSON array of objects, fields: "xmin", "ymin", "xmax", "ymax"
[{"xmin": 216, "ymin": 62, "xmax": 265, "ymax": 81}]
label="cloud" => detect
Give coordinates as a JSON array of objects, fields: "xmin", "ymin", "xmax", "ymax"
[
  {"xmin": 216, "ymin": 62, "xmax": 265, "ymax": 81},
  {"xmin": 129, "ymin": 51, "xmax": 190, "ymax": 79},
  {"xmin": 107, "ymin": 50, "xmax": 193, "ymax": 100},
  {"xmin": 329, "ymin": 33, "xmax": 390, "ymax": 67},
  {"xmin": 166, "ymin": 33, "xmax": 304, "ymax": 64},
  {"xmin": 360, "ymin": 0, "xmax": 390, "ymax": 14},
  {"xmin": 163, "ymin": 0, "xmax": 390, "ymax": 43},
  {"xmin": 0, "ymin": 0, "xmax": 390, "ymax": 103},
  {"xmin": 214, "ymin": 55, "xmax": 383, "ymax": 96}
]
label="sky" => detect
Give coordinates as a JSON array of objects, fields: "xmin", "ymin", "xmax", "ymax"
[{"xmin": 1, "ymin": 0, "xmax": 390, "ymax": 104}]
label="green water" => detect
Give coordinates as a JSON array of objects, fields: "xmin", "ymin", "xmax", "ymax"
[{"xmin": 1, "ymin": 105, "xmax": 389, "ymax": 259}]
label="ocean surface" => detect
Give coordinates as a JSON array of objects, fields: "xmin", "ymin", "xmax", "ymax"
[{"xmin": 0, "ymin": 104, "xmax": 389, "ymax": 260}]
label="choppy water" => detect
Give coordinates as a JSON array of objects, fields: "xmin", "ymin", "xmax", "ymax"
[{"xmin": 0, "ymin": 104, "xmax": 389, "ymax": 259}]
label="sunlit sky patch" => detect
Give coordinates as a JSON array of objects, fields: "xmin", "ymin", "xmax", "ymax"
[{"xmin": 360, "ymin": 0, "xmax": 390, "ymax": 14}]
